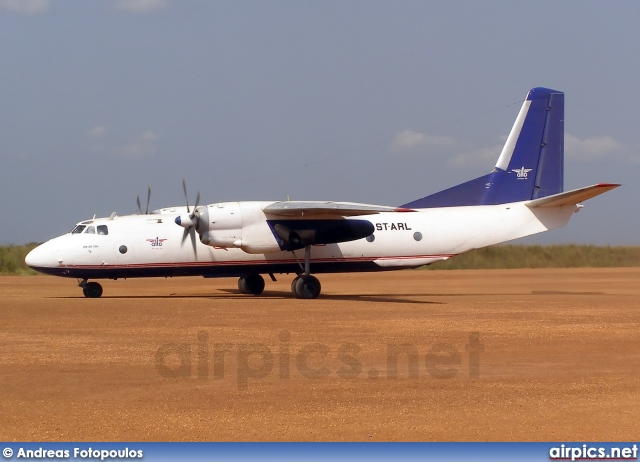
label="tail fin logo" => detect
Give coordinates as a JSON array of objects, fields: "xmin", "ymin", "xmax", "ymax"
[{"xmin": 512, "ymin": 167, "xmax": 533, "ymax": 179}]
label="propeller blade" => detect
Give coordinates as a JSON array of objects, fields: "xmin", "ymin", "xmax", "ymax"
[
  {"xmin": 191, "ymin": 191, "xmax": 201, "ymax": 219},
  {"xmin": 178, "ymin": 228, "xmax": 198, "ymax": 260},
  {"xmin": 190, "ymin": 228, "xmax": 198, "ymax": 261},
  {"xmin": 136, "ymin": 195, "xmax": 142, "ymax": 215},
  {"xmin": 182, "ymin": 179, "xmax": 190, "ymax": 214},
  {"xmin": 145, "ymin": 186, "xmax": 151, "ymax": 214}
]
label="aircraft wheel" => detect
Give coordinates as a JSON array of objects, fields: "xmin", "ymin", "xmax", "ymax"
[
  {"xmin": 83, "ymin": 282, "xmax": 103, "ymax": 298},
  {"xmin": 294, "ymin": 275, "xmax": 321, "ymax": 299},
  {"xmin": 238, "ymin": 273, "xmax": 265, "ymax": 295},
  {"xmin": 290, "ymin": 276, "xmax": 301, "ymax": 294},
  {"xmin": 238, "ymin": 277, "xmax": 247, "ymax": 294}
]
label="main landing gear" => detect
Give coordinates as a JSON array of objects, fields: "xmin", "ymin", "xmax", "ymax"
[
  {"xmin": 79, "ymin": 279, "xmax": 103, "ymax": 298},
  {"xmin": 290, "ymin": 245, "xmax": 321, "ymax": 299},
  {"xmin": 291, "ymin": 274, "xmax": 321, "ymax": 299},
  {"xmin": 237, "ymin": 245, "xmax": 322, "ymax": 299}
]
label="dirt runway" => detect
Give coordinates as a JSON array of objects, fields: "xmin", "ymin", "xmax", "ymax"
[{"xmin": 1, "ymin": 268, "xmax": 638, "ymax": 441}]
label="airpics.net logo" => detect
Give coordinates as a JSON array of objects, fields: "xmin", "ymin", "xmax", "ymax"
[
  {"xmin": 155, "ymin": 331, "xmax": 484, "ymax": 390},
  {"xmin": 549, "ymin": 444, "xmax": 638, "ymax": 461}
]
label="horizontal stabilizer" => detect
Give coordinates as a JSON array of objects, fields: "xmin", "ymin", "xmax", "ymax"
[
  {"xmin": 525, "ymin": 184, "xmax": 619, "ymax": 208},
  {"xmin": 263, "ymin": 201, "xmax": 414, "ymax": 218}
]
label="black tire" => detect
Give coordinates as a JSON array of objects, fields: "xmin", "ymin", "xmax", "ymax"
[
  {"xmin": 290, "ymin": 276, "xmax": 301, "ymax": 294},
  {"xmin": 84, "ymin": 282, "xmax": 103, "ymax": 298},
  {"xmin": 294, "ymin": 275, "xmax": 321, "ymax": 299},
  {"xmin": 238, "ymin": 273, "xmax": 265, "ymax": 295},
  {"xmin": 238, "ymin": 277, "xmax": 248, "ymax": 294}
]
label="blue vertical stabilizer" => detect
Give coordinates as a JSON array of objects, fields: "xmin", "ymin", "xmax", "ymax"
[{"xmin": 401, "ymin": 87, "xmax": 564, "ymax": 208}]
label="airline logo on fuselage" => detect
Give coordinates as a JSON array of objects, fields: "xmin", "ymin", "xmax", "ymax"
[
  {"xmin": 146, "ymin": 237, "xmax": 167, "ymax": 247},
  {"xmin": 512, "ymin": 166, "xmax": 533, "ymax": 179}
]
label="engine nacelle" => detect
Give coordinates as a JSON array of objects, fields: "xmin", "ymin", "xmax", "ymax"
[
  {"xmin": 195, "ymin": 201, "xmax": 285, "ymax": 253},
  {"xmin": 190, "ymin": 202, "xmax": 375, "ymax": 254},
  {"xmin": 271, "ymin": 219, "xmax": 374, "ymax": 250},
  {"xmin": 197, "ymin": 202, "xmax": 243, "ymax": 248}
]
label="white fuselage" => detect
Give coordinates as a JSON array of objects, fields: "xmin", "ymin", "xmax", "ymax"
[{"xmin": 25, "ymin": 200, "xmax": 578, "ymax": 280}]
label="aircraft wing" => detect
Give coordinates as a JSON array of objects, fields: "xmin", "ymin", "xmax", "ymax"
[
  {"xmin": 263, "ymin": 201, "xmax": 415, "ymax": 218},
  {"xmin": 525, "ymin": 184, "xmax": 620, "ymax": 208}
]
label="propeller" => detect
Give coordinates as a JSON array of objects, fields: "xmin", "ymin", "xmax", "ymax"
[
  {"xmin": 136, "ymin": 186, "xmax": 152, "ymax": 214},
  {"xmin": 175, "ymin": 179, "xmax": 201, "ymax": 259}
]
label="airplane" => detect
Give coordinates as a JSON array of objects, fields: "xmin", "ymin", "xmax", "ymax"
[{"xmin": 25, "ymin": 87, "xmax": 619, "ymax": 299}]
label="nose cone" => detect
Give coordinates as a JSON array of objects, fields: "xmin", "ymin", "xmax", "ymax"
[{"xmin": 25, "ymin": 243, "xmax": 59, "ymax": 270}]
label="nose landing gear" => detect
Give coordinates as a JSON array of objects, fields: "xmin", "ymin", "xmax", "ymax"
[
  {"xmin": 79, "ymin": 279, "xmax": 103, "ymax": 298},
  {"xmin": 237, "ymin": 273, "xmax": 266, "ymax": 295}
]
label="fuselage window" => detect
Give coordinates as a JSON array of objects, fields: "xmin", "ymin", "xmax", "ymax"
[
  {"xmin": 85, "ymin": 226, "xmax": 96, "ymax": 234},
  {"xmin": 97, "ymin": 225, "xmax": 108, "ymax": 235},
  {"xmin": 71, "ymin": 225, "xmax": 86, "ymax": 234}
]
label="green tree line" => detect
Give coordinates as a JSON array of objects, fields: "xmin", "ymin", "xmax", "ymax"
[
  {"xmin": 0, "ymin": 244, "xmax": 40, "ymax": 275},
  {"xmin": 1, "ymin": 243, "xmax": 639, "ymax": 275},
  {"xmin": 423, "ymin": 245, "xmax": 640, "ymax": 270}
]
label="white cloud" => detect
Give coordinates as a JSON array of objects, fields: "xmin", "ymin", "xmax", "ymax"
[
  {"xmin": 391, "ymin": 129, "xmax": 640, "ymax": 168},
  {"xmin": 114, "ymin": 131, "xmax": 159, "ymax": 159},
  {"xmin": 87, "ymin": 125, "xmax": 108, "ymax": 138},
  {"xmin": 139, "ymin": 130, "xmax": 158, "ymax": 142},
  {"xmin": 0, "ymin": 0, "xmax": 49, "ymax": 15},
  {"xmin": 114, "ymin": 0, "xmax": 168, "ymax": 13},
  {"xmin": 449, "ymin": 144, "xmax": 503, "ymax": 168},
  {"xmin": 390, "ymin": 129, "xmax": 501, "ymax": 169},
  {"xmin": 390, "ymin": 130, "xmax": 458, "ymax": 151},
  {"xmin": 565, "ymin": 134, "xmax": 634, "ymax": 162}
]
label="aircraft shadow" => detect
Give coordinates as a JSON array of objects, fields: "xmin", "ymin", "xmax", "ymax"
[
  {"xmin": 221, "ymin": 289, "xmax": 444, "ymax": 304},
  {"xmin": 52, "ymin": 291, "xmax": 443, "ymax": 305},
  {"xmin": 530, "ymin": 290, "xmax": 605, "ymax": 295},
  {"xmin": 51, "ymin": 290, "xmax": 604, "ymax": 304}
]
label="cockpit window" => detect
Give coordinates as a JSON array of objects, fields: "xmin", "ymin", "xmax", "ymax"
[
  {"xmin": 97, "ymin": 225, "xmax": 108, "ymax": 235},
  {"xmin": 85, "ymin": 226, "xmax": 96, "ymax": 234},
  {"xmin": 71, "ymin": 225, "xmax": 86, "ymax": 234}
]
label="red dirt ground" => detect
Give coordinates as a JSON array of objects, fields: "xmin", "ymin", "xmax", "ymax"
[{"xmin": 0, "ymin": 268, "xmax": 638, "ymax": 441}]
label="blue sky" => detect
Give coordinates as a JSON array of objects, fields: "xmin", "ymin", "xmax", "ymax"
[{"xmin": 1, "ymin": 0, "xmax": 637, "ymax": 245}]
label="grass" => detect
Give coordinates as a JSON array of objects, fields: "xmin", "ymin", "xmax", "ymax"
[
  {"xmin": 1, "ymin": 244, "xmax": 639, "ymax": 275},
  {"xmin": 0, "ymin": 244, "xmax": 40, "ymax": 275},
  {"xmin": 424, "ymin": 245, "xmax": 640, "ymax": 270}
]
